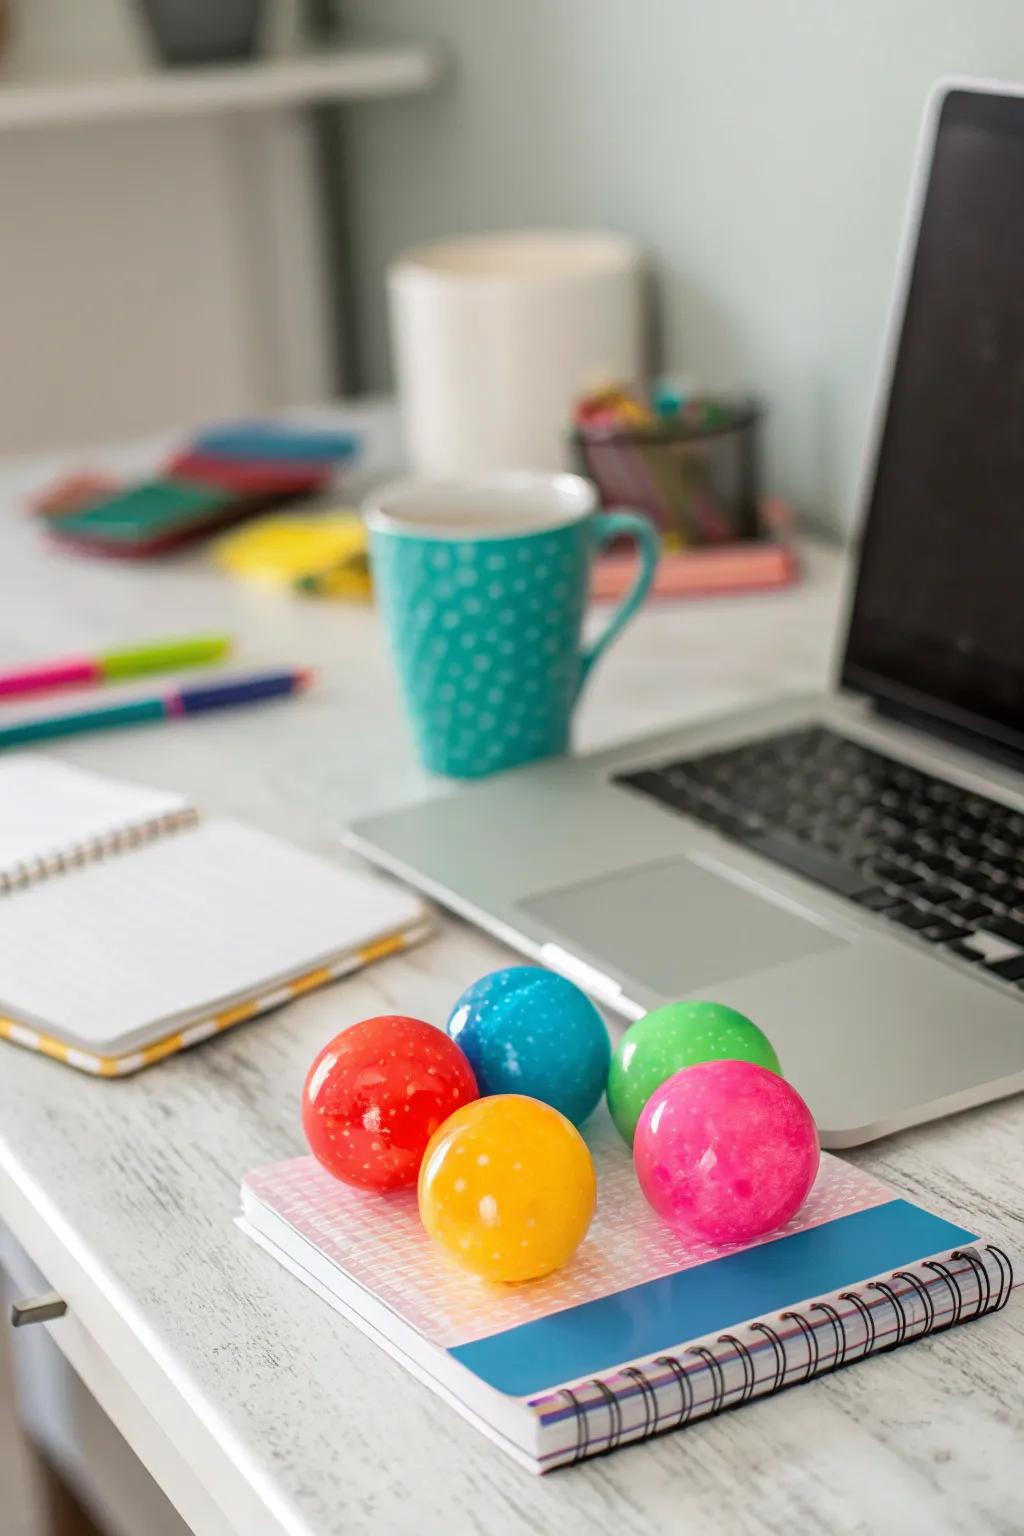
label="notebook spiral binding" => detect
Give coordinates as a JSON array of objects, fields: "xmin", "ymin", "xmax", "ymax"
[
  {"xmin": 554, "ymin": 1244, "xmax": 1013, "ymax": 1465},
  {"xmin": 0, "ymin": 807, "xmax": 199, "ymax": 894}
]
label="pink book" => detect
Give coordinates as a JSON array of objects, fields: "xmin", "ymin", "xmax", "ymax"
[{"xmin": 592, "ymin": 499, "xmax": 799, "ymax": 601}]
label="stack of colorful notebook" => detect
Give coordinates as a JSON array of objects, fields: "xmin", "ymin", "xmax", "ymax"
[{"xmin": 35, "ymin": 422, "xmax": 358, "ymax": 558}]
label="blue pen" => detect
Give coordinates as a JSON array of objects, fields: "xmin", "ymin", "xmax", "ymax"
[{"xmin": 0, "ymin": 669, "xmax": 313, "ymax": 750}]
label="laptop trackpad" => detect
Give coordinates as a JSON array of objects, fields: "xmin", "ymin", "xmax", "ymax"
[{"xmin": 520, "ymin": 856, "xmax": 848, "ymax": 995}]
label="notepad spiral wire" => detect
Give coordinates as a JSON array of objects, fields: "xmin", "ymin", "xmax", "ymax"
[
  {"xmin": 0, "ymin": 806, "xmax": 199, "ymax": 894},
  {"xmin": 534, "ymin": 1244, "xmax": 1013, "ymax": 1468}
]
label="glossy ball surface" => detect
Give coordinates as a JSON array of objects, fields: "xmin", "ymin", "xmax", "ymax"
[
  {"xmin": 302, "ymin": 1016, "xmax": 478, "ymax": 1191},
  {"xmin": 634, "ymin": 1060, "xmax": 819, "ymax": 1244},
  {"xmin": 446, "ymin": 966, "xmax": 610, "ymax": 1126},
  {"xmin": 608, "ymin": 1000, "xmax": 782, "ymax": 1145},
  {"xmin": 418, "ymin": 1094, "xmax": 596, "ymax": 1282}
]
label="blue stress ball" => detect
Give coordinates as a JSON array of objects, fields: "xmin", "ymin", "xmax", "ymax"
[{"xmin": 446, "ymin": 966, "xmax": 611, "ymax": 1126}]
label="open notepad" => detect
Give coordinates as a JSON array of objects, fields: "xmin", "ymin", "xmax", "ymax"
[{"xmin": 0, "ymin": 758, "xmax": 431, "ymax": 1076}]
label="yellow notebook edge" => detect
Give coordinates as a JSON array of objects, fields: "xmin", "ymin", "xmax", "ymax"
[{"xmin": 0, "ymin": 918, "xmax": 435, "ymax": 1079}]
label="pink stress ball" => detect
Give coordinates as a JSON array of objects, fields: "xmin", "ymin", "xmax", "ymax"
[{"xmin": 633, "ymin": 1060, "xmax": 820, "ymax": 1245}]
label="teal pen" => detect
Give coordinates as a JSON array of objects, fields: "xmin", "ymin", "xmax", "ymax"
[
  {"xmin": 0, "ymin": 698, "xmax": 166, "ymax": 748},
  {"xmin": 0, "ymin": 669, "xmax": 312, "ymax": 750}
]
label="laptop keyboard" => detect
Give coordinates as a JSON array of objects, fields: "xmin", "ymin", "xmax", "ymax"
[{"xmin": 614, "ymin": 724, "xmax": 1024, "ymax": 992}]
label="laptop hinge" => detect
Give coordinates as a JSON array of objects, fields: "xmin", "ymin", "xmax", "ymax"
[{"xmin": 870, "ymin": 695, "xmax": 1024, "ymax": 775}]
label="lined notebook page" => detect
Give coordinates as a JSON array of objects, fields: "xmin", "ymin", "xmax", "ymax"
[
  {"xmin": 0, "ymin": 757, "xmax": 190, "ymax": 879},
  {"xmin": 0, "ymin": 820, "xmax": 425, "ymax": 1054}
]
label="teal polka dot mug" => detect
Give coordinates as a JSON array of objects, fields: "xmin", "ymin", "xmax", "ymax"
[{"xmin": 365, "ymin": 473, "xmax": 660, "ymax": 778}]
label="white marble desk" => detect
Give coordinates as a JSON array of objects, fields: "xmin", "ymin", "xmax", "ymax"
[{"xmin": 0, "ymin": 411, "xmax": 1021, "ymax": 1536}]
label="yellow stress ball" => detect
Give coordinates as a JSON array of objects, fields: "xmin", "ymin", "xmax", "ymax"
[{"xmin": 417, "ymin": 1094, "xmax": 597, "ymax": 1283}]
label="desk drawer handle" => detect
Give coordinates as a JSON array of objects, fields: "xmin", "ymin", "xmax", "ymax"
[{"xmin": 10, "ymin": 1291, "xmax": 66, "ymax": 1328}]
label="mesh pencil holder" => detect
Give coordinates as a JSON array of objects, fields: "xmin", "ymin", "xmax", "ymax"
[{"xmin": 573, "ymin": 397, "xmax": 763, "ymax": 548}]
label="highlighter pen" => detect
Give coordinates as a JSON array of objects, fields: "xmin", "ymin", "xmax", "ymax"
[
  {"xmin": 0, "ymin": 669, "xmax": 313, "ymax": 751},
  {"xmin": 0, "ymin": 634, "xmax": 232, "ymax": 702}
]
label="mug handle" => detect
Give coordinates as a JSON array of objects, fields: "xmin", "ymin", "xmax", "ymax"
[{"xmin": 577, "ymin": 511, "xmax": 661, "ymax": 695}]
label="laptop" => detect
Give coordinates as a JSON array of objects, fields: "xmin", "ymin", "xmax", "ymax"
[{"xmin": 348, "ymin": 80, "xmax": 1024, "ymax": 1148}]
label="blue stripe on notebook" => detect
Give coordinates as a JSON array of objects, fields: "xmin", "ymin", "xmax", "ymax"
[{"xmin": 448, "ymin": 1200, "xmax": 976, "ymax": 1397}]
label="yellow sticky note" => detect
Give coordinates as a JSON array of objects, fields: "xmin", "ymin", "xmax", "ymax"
[
  {"xmin": 297, "ymin": 558, "xmax": 372, "ymax": 600},
  {"xmin": 214, "ymin": 512, "xmax": 367, "ymax": 588}
]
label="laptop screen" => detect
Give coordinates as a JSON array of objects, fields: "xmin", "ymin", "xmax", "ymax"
[{"xmin": 842, "ymin": 87, "xmax": 1024, "ymax": 758}]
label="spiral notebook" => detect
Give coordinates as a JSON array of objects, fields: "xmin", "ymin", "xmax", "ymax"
[
  {"xmin": 0, "ymin": 758, "xmax": 431, "ymax": 1076},
  {"xmin": 239, "ymin": 1110, "xmax": 1015, "ymax": 1473}
]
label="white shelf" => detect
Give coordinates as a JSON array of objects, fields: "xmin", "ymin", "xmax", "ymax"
[{"xmin": 0, "ymin": 45, "xmax": 440, "ymax": 131}]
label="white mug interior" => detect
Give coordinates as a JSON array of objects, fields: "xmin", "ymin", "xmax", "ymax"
[{"xmin": 363, "ymin": 472, "xmax": 597, "ymax": 541}]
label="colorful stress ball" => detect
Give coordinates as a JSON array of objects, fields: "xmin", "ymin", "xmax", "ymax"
[
  {"xmin": 633, "ymin": 1060, "xmax": 819, "ymax": 1245},
  {"xmin": 608, "ymin": 999, "xmax": 782, "ymax": 1145},
  {"xmin": 418, "ymin": 1094, "xmax": 597, "ymax": 1282},
  {"xmin": 302, "ymin": 1016, "xmax": 478, "ymax": 1192},
  {"xmin": 446, "ymin": 966, "xmax": 611, "ymax": 1127}
]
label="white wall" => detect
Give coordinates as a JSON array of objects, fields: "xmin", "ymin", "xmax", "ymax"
[
  {"xmin": 0, "ymin": 0, "xmax": 330, "ymax": 455},
  {"xmin": 342, "ymin": 0, "xmax": 1024, "ymax": 532}
]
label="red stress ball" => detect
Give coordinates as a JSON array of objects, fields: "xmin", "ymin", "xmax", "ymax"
[{"xmin": 302, "ymin": 1016, "xmax": 478, "ymax": 1191}]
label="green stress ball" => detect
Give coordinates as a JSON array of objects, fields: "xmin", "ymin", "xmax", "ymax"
[{"xmin": 608, "ymin": 1000, "xmax": 782, "ymax": 1145}]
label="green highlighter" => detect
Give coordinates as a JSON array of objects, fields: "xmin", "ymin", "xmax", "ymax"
[{"xmin": 98, "ymin": 635, "xmax": 231, "ymax": 680}]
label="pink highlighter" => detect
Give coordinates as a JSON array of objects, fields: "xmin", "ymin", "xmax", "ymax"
[{"xmin": 0, "ymin": 635, "xmax": 231, "ymax": 702}]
